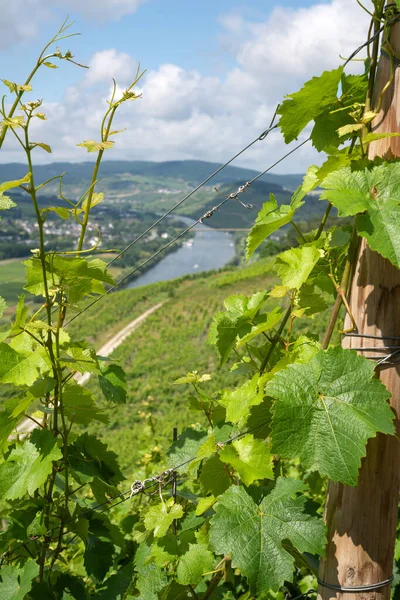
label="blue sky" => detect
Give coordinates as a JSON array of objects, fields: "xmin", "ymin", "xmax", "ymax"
[{"xmin": 1, "ymin": 0, "xmax": 369, "ymax": 172}]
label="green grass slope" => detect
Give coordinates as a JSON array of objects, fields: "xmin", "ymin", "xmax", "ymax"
[{"xmin": 71, "ymin": 260, "xmax": 278, "ymax": 476}]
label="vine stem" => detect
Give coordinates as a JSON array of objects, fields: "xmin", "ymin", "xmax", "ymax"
[{"xmin": 76, "ymin": 104, "xmax": 117, "ymax": 252}]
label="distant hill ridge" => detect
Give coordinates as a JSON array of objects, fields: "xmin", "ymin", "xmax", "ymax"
[{"xmin": 0, "ymin": 159, "xmax": 304, "ymax": 192}]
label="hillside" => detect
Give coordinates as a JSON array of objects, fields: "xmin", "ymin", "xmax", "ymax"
[
  {"xmin": 0, "ymin": 159, "xmax": 304, "ymax": 192},
  {"xmin": 67, "ymin": 258, "xmax": 331, "ymax": 478},
  {"xmin": 2, "ymin": 159, "xmax": 328, "ymax": 233}
]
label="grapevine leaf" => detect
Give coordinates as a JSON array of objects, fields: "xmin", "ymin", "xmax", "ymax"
[
  {"xmin": 199, "ymin": 455, "xmax": 231, "ymax": 496},
  {"xmin": 33, "ymin": 142, "xmax": 52, "ymax": 153},
  {"xmin": 236, "ymin": 307, "xmax": 284, "ymax": 347},
  {"xmin": 276, "ymin": 243, "xmax": 323, "ymax": 290},
  {"xmin": 60, "ymin": 342, "xmax": 99, "ymax": 373},
  {"xmin": 337, "ymin": 123, "xmax": 363, "ymax": 137},
  {"xmin": 320, "ymin": 162, "xmax": 400, "ymax": 267},
  {"xmin": 0, "ymin": 429, "xmax": 62, "ymax": 500},
  {"xmin": 210, "ymin": 479, "xmax": 326, "ymax": 594},
  {"xmin": 144, "ymin": 500, "xmax": 184, "ymax": 538},
  {"xmin": 196, "ymin": 495, "xmax": 216, "ymax": 515},
  {"xmin": 311, "ymin": 71, "xmax": 368, "ymax": 151},
  {"xmin": 23, "ymin": 258, "xmax": 58, "ymax": 297},
  {"xmin": 220, "ymin": 374, "xmax": 264, "ymax": 424},
  {"xmin": 363, "ymin": 132, "xmax": 400, "ymax": 144},
  {"xmin": 63, "ymin": 383, "xmax": 109, "ymax": 425},
  {"xmin": 219, "ymin": 434, "xmax": 274, "ymax": 485},
  {"xmin": 69, "ymin": 433, "xmax": 123, "ymax": 485},
  {"xmin": 77, "ymin": 140, "xmax": 114, "ymax": 152},
  {"xmin": 42, "ymin": 206, "xmax": 69, "ymax": 219},
  {"xmin": 82, "ymin": 192, "xmax": 104, "ymax": 211},
  {"xmin": 0, "ymin": 396, "xmax": 34, "ymax": 453},
  {"xmin": 0, "ymin": 196, "xmax": 16, "ymax": 211},
  {"xmin": 0, "ymin": 560, "xmax": 39, "ymax": 600},
  {"xmin": 296, "ymin": 285, "xmax": 329, "ymax": 317},
  {"xmin": 209, "ymin": 292, "xmax": 268, "ymax": 364},
  {"xmin": 168, "ymin": 427, "xmax": 207, "ymax": 474},
  {"xmin": 135, "ymin": 542, "xmax": 168, "ymax": 600},
  {"xmin": 99, "ymin": 364, "xmax": 127, "ymax": 404},
  {"xmin": 0, "ymin": 341, "xmax": 50, "ymax": 386},
  {"xmin": 84, "ymin": 537, "xmax": 114, "ymax": 582},
  {"xmin": 291, "ymin": 153, "xmax": 351, "ymax": 206},
  {"xmin": 246, "ymin": 194, "xmax": 302, "ymax": 258},
  {"xmin": 176, "ymin": 543, "xmax": 214, "ymax": 586},
  {"xmin": 2, "ymin": 80, "xmax": 32, "ymax": 93},
  {"xmin": 94, "ymin": 564, "xmax": 134, "ymax": 600},
  {"xmin": 267, "ymin": 346, "xmax": 394, "ymax": 485},
  {"xmin": 0, "ymin": 173, "xmax": 31, "ymax": 193},
  {"xmin": 278, "ymin": 67, "xmax": 343, "ymax": 143}
]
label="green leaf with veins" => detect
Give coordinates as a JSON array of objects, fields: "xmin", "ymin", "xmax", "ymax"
[
  {"xmin": 200, "ymin": 455, "xmax": 231, "ymax": 496},
  {"xmin": 276, "ymin": 243, "xmax": 323, "ymax": 290},
  {"xmin": 0, "ymin": 429, "xmax": 62, "ymax": 500},
  {"xmin": 220, "ymin": 374, "xmax": 264, "ymax": 424},
  {"xmin": 320, "ymin": 162, "xmax": 400, "ymax": 267},
  {"xmin": 60, "ymin": 342, "xmax": 99, "ymax": 373},
  {"xmin": 278, "ymin": 67, "xmax": 343, "ymax": 143},
  {"xmin": 246, "ymin": 194, "xmax": 303, "ymax": 258},
  {"xmin": 209, "ymin": 291, "xmax": 271, "ymax": 364},
  {"xmin": 84, "ymin": 537, "xmax": 114, "ymax": 582},
  {"xmin": 209, "ymin": 479, "xmax": 326, "ymax": 594},
  {"xmin": 63, "ymin": 383, "xmax": 109, "ymax": 425},
  {"xmin": 144, "ymin": 500, "xmax": 184, "ymax": 538},
  {"xmin": 77, "ymin": 140, "xmax": 114, "ymax": 152},
  {"xmin": 135, "ymin": 542, "xmax": 168, "ymax": 600},
  {"xmin": 0, "ymin": 340, "xmax": 50, "ymax": 386},
  {"xmin": 291, "ymin": 152, "xmax": 352, "ymax": 207},
  {"xmin": 219, "ymin": 434, "xmax": 274, "ymax": 485},
  {"xmin": 69, "ymin": 433, "xmax": 123, "ymax": 485},
  {"xmin": 236, "ymin": 307, "xmax": 284, "ymax": 347},
  {"xmin": 0, "ymin": 560, "xmax": 39, "ymax": 600},
  {"xmin": 99, "ymin": 364, "xmax": 127, "ymax": 404},
  {"xmin": 267, "ymin": 346, "xmax": 394, "ymax": 485},
  {"xmin": 177, "ymin": 543, "xmax": 214, "ymax": 586},
  {"xmin": 168, "ymin": 426, "xmax": 207, "ymax": 474}
]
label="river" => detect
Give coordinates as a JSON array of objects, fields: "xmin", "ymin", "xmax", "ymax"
[{"xmin": 127, "ymin": 216, "xmax": 236, "ymax": 289}]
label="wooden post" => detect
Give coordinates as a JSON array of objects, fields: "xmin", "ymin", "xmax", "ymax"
[{"xmin": 318, "ymin": 8, "xmax": 400, "ymax": 600}]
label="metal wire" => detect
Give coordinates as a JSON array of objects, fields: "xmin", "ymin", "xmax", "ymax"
[
  {"xmin": 64, "ymin": 137, "xmax": 310, "ymax": 327},
  {"xmin": 0, "ymin": 420, "xmax": 269, "ymax": 564},
  {"xmin": 106, "ymin": 118, "xmax": 279, "ymax": 269},
  {"xmin": 317, "ymin": 575, "xmax": 394, "ymax": 593},
  {"xmin": 344, "ymin": 333, "xmax": 400, "ymax": 365}
]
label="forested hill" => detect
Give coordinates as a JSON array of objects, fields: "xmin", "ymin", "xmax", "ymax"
[
  {"xmin": 1, "ymin": 159, "xmax": 328, "ymax": 229},
  {"xmin": 0, "ymin": 159, "xmax": 303, "ymax": 191}
]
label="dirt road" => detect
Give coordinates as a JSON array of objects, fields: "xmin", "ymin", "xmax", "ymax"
[{"xmin": 13, "ymin": 302, "xmax": 163, "ymax": 436}]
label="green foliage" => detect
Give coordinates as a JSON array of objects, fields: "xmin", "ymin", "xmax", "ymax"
[
  {"xmin": 320, "ymin": 161, "xmax": 400, "ymax": 267},
  {"xmin": 1, "ymin": 6, "xmax": 399, "ymax": 599},
  {"xmin": 267, "ymin": 347, "xmax": 394, "ymax": 485},
  {"xmin": 278, "ymin": 67, "xmax": 343, "ymax": 143},
  {"xmin": 246, "ymin": 193, "xmax": 303, "ymax": 258},
  {"xmin": 0, "ymin": 560, "xmax": 39, "ymax": 600},
  {"xmin": 209, "ymin": 479, "xmax": 326, "ymax": 595},
  {"xmin": 176, "ymin": 543, "xmax": 214, "ymax": 585},
  {"xmin": 0, "ymin": 430, "xmax": 62, "ymax": 500}
]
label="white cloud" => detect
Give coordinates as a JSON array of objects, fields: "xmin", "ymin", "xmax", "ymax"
[
  {"xmin": 58, "ymin": 0, "xmax": 147, "ymax": 21},
  {"xmin": 85, "ymin": 50, "xmax": 137, "ymax": 85},
  {"xmin": 1, "ymin": 0, "xmax": 372, "ymax": 173},
  {"xmin": 0, "ymin": 1, "xmax": 49, "ymax": 48},
  {"xmin": 0, "ymin": 0, "xmax": 146, "ymax": 48}
]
